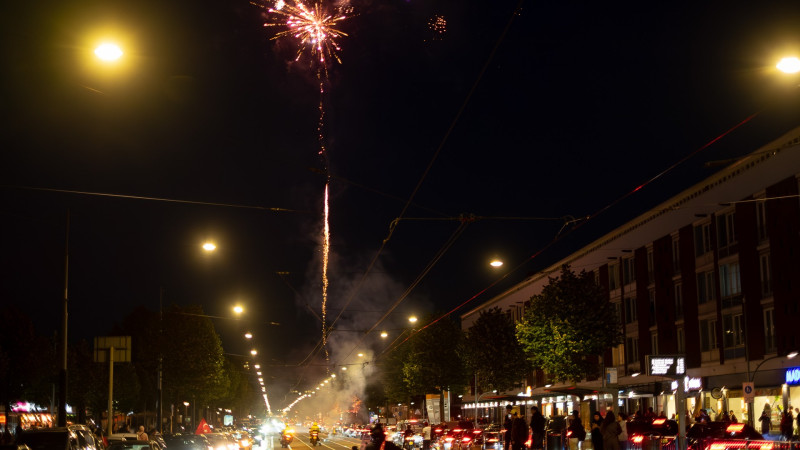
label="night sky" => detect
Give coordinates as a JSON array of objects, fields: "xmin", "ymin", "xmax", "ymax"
[{"xmin": 4, "ymin": 0, "xmax": 800, "ymax": 408}]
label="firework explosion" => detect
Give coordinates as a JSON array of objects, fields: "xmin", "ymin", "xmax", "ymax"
[{"xmin": 265, "ymin": 0, "xmax": 349, "ymax": 67}]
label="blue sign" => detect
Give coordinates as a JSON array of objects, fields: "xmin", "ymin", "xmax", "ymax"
[{"xmin": 785, "ymin": 367, "xmax": 800, "ymax": 385}]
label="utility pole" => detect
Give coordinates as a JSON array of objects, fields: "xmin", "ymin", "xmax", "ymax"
[{"xmin": 58, "ymin": 210, "xmax": 70, "ymax": 427}]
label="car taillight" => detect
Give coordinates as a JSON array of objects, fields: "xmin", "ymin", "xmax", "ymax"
[
  {"xmin": 631, "ymin": 436, "xmax": 644, "ymax": 444},
  {"xmin": 566, "ymin": 431, "xmax": 572, "ymax": 438},
  {"xmin": 706, "ymin": 442, "xmax": 775, "ymax": 450},
  {"xmin": 462, "ymin": 437, "xmax": 472, "ymax": 443},
  {"xmin": 445, "ymin": 437, "xmax": 454, "ymax": 442},
  {"xmin": 453, "ymin": 429, "xmax": 463, "ymax": 433},
  {"xmin": 435, "ymin": 429, "xmax": 443, "ymax": 434},
  {"xmin": 652, "ymin": 419, "xmax": 666, "ymax": 426},
  {"xmin": 524, "ymin": 438, "xmax": 532, "ymax": 448},
  {"xmin": 487, "ymin": 439, "xmax": 499, "ymax": 443},
  {"xmin": 472, "ymin": 430, "xmax": 482, "ymax": 435}
]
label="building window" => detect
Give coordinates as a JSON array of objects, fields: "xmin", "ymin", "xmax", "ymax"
[
  {"xmin": 651, "ymin": 331, "xmax": 658, "ymax": 355},
  {"xmin": 647, "ymin": 249, "xmax": 654, "ymax": 283},
  {"xmin": 674, "ymin": 282, "xmax": 683, "ymax": 319},
  {"xmin": 723, "ymin": 313, "xmax": 744, "ymax": 348},
  {"xmin": 764, "ymin": 308, "xmax": 775, "ymax": 353},
  {"xmin": 700, "ymin": 319, "xmax": 718, "ymax": 351},
  {"xmin": 672, "ymin": 237, "xmax": 680, "ymax": 274},
  {"xmin": 609, "ymin": 263, "xmax": 620, "ymax": 290},
  {"xmin": 697, "ymin": 270, "xmax": 715, "ymax": 304},
  {"xmin": 717, "ymin": 211, "xmax": 737, "ymax": 249},
  {"xmin": 695, "ymin": 223, "xmax": 712, "ymax": 256},
  {"xmin": 648, "ymin": 289, "xmax": 656, "ymax": 326},
  {"xmin": 756, "ymin": 200, "xmax": 768, "ymax": 242},
  {"xmin": 760, "ymin": 252, "xmax": 772, "ymax": 297},
  {"xmin": 677, "ymin": 327, "xmax": 685, "ymax": 353},
  {"xmin": 624, "ymin": 297, "xmax": 637, "ymax": 324},
  {"xmin": 719, "ymin": 262, "xmax": 741, "ymax": 298},
  {"xmin": 626, "ymin": 337, "xmax": 639, "ymax": 363},
  {"xmin": 622, "ymin": 257, "xmax": 635, "ymax": 285}
]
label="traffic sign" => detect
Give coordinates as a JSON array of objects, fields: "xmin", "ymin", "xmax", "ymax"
[{"xmin": 743, "ymin": 382, "xmax": 755, "ymax": 402}]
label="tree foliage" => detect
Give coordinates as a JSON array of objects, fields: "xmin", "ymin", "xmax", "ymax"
[
  {"xmin": 463, "ymin": 307, "xmax": 530, "ymax": 393},
  {"xmin": 516, "ymin": 265, "xmax": 623, "ymax": 383}
]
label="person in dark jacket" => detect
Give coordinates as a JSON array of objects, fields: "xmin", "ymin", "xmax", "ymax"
[
  {"xmin": 504, "ymin": 407, "xmax": 514, "ymax": 450},
  {"xmin": 600, "ymin": 411, "xmax": 620, "ymax": 450},
  {"xmin": 567, "ymin": 411, "xmax": 585, "ymax": 450},
  {"xmin": 590, "ymin": 412, "xmax": 603, "ymax": 450},
  {"xmin": 511, "ymin": 413, "xmax": 529, "ymax": 450},
  {"xmin": 530, "ymin": 407, "xmax": 545, "ymax": 450},
  {"xmin": 780, "ymin": 412, "xmax": 793, "ymax": 441},
  {"xmin": 759, "ymin": 408, "xmax": 771, "ymax": 435}
]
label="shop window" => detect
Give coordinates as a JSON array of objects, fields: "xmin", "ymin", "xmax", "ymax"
[{"xmin": 719, "ymin": 262, "xmax": 741, "ymax": 299}]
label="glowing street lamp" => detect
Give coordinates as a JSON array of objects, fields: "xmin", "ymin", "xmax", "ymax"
[
  {"xmin": 250, "ymin": 349, "xmax": 258, "ymax": 356},
  {"xmin": 380, "ymin": 331, "xmax": 388, "ymax": 338},
  {"xmin": 244, "ymin": 332, "xmax": 253, "ymax": 339},
  {"xmin": 490, "ymin": 260, "xmax": 504, "ymax": 268},
  {"xmin": 233, "ymin": 305, "xmax": 244, "ymax": 315},
  {"xmin": 408, "ymin": 316, "xmax": 418, "ymax": 324},
  {"xmin": 94, "ymin": 43, "xmax": 123, "ymax": 62},
  {"xmin": 777, "ymin": 57, "xmax": 800, "ymax": 74},
  {"xmin": 202, "ymin": 242, "xmax": 217, "ymax": 252}
]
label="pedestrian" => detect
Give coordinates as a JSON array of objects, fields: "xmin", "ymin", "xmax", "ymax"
[
  {"xmin": 530, "ymin": 406, "xmax": 545, "ymax": 450},
  {"xmin": 504, "ymin": 406, "xmax": 514, "ymax": 450},
  {"xmin": 422, "ymin": 422, "xmax": 431, "ymax": 450},
  {"xmin": 590, "ymin": 412, "xmax": 603, "ymax": 450},
  {"xmin": 759, "ymin": 408, "xmax": 771, "ymax": 435},
  {"xmin": 567, "ymin": 411, "xmax": 586, "ymax": 450},
  {"xmin": 511, "ymin": 413, "xmax": 529, "ymax": 450},
  {"xmin": 795, "ymin": 408, "xmax": 800, "ymax": 436},
  {"xmin": 600, "ymin": 411, "xmax": 620, "ymax": 450},
  {"xmin": 617, "ymin": 413, "xmax": 628, "ymax": 450},
  {"xmin": 365, "ymin": 424, "xmax": 402, "ymax": 450},
  {"xmin": 137, "ymin": 425, "xmax": 148, "ymax": 441},
  {"xmin": 729, "ymin": 411, "xmax": 737, "ymax": 423},
  {"xmin": 780, "ymin": 412, "xmax": 793, "ymax": 441}
]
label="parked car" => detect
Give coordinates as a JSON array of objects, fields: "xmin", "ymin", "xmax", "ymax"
[{"xmin": 17, "ymin": 425, "xmax": 102, "ymax": 450}]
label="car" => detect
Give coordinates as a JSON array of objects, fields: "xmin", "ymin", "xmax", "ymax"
[
  {"xmin": 627, "ymin": 417, "xmax": 678, "ymax": 449},
  {"xmin": 203, "ymin": 433, "xmax": 238, "ymax": 450},
  {"xmin": 106, "ymin": 440, "xmax": 160, "ymax": 450},
  {"xmin": 686, "ymin": 422, "xmax": 765, "ymax": 450},
  {"xmin": 161, "ymin": 434, "xmax": 210, "ymax": 450},
  {"xmin": 17, "ymin": 425, "xmax": 102, "ymax": 450}
]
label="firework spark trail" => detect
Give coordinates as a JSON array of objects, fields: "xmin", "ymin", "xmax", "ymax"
[{"xmin": 262, "ymin": 0, "xmax": 349, "ymax": 366}]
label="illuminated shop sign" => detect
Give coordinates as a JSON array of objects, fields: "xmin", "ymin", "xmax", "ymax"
[
  {"xmin": 645, "ymin": 355, "xmax": 686, "ymax": 377},
  {"xmin": 785, "ymin": 367, "xmax": 800, "ymax": 385},
  {"xmin": 671, "ymin": 377, "xmax": 702, "ymax": 392}
]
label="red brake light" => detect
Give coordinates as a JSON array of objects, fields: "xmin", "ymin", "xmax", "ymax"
[
  {"xmin": 488, "ymin": 439, "xmax": 499, "ymax": 443},
  {"xmin": 652, "ymin": 418, "xmax": 666, "ymax": 425},
  {"xmin": 462, "ymin": 437, "xmax": 472, "ymax": 443},
  {"xmin": 453, "ymin": 429, "xmax": 463, "ymax": 433},
  {"xmin": 435, "ymin": 429, "xmax": 443, "ymax": 434},
  {"xmin": 525, "ymin": 438, "xmax": 532, "ymax": 448},
  {"xmin": 473, "ymin": 430, "xmax": 482, "ymax": 434},
  {"xmin": 445, "ymin": 437, "xmax": 454, "ymax": 442},
  {"xmin": 726, "ymin": 424, "xmax": 745, "ymax": 433},
  {"xmin": 566, "ymin": 431, "xmax": 572, "ymax": 438},
  {"xmin": 632, "ymin": 436, "xmax": 644, "ymax": 444}
]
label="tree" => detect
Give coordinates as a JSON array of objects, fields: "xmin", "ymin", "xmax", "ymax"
[
  {"xmin": 381, "ymin": 315, "xmax": 468, "ymax": 421},
  {"xmin": 161, "ymin": 305, "xmax": 228, "ymax": 409},
  {"xmin": 463, "ymin": 307, "xmax": 530, "ymax": 394},
  {"xmin": 516, "ymin": 265, "xmax": 623, "ymax": 383}
]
